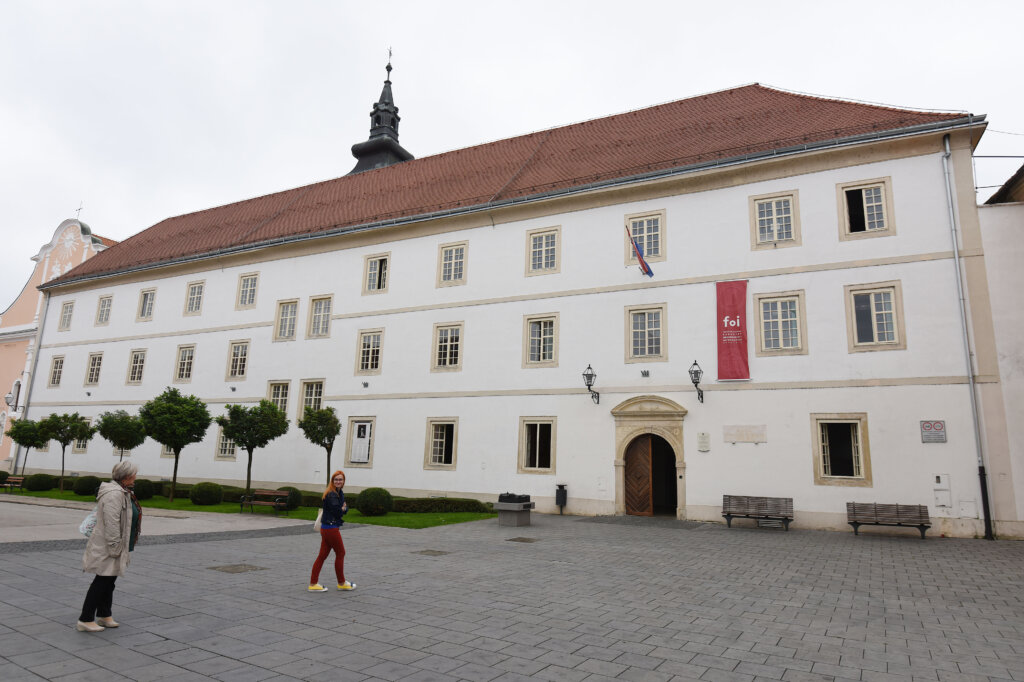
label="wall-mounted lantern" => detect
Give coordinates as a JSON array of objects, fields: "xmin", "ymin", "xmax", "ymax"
[
  {"xmin": 3, "ymin": 392, "xmax": 13, "ymax": 408},
  {"xmin": 582, "ymin": 364, "xmax": 599, "ymax": 404},
  {"xmin": 688, "ymin": 360, "xmax": 704, "ymax": 404}
]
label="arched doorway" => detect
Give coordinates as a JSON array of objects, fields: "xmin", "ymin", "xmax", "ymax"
[
  {"xmin": 624, "ymin": 434, "xmax": 677, "ymax": 516},
  {"xmin": 611, "ymin": 395, "xmax": 688, "ymax": 519}
]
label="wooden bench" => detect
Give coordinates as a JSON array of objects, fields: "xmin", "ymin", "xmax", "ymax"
[
  {"xmin": 847, "ymin": 502, "xmax": 930, "ymax": 539},
  {"xmin": 723, "ymin": 495, "xmax": 794, "ymax": 531},
  {"xmin": 240, "ymin": 489, "xmax": 289, "ymax": 514},
  {"xmin": 1, "ymin": 476, "xmax": 25, "ymax": 493}
]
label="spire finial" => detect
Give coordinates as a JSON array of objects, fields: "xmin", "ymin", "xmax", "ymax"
[{"xmin": 386, "ymin": 47, "xmax": 392, "ymax": 80}]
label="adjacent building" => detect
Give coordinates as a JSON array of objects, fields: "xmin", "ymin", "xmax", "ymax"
[{"xmin": 21, "ymin": 72, "xmax": 1022, "ymax": 537}]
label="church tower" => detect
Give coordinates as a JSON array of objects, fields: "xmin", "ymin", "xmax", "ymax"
[{"xmin": 348, "ymin": 61, "xmax": 414, "ymax": 174}]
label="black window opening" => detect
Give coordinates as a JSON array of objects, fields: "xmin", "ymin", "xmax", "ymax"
[
  {"xmin": 846, "ymin": 189, "xmax": 866, "ymax": 232},
  {"xmin": 526, "ymin": 423, "xmax": 551, "ymax": 469},
  {"xmin": 823, "ymin": 422, "xmax": 859, "ymax": 477}
]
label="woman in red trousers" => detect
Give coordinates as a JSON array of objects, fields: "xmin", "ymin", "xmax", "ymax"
[{"xmin": 308, "ymin": 470, "xmax": 356, "ymax": 591}]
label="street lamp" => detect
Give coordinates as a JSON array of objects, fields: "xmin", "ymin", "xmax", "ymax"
[
  {"xmin": 582, "ymin": 364, "xmax": 599, "ymax": 405},
  {"xmin": 3, "ymin": 392, "xmax": 13, "ymax": 408},
  {"xmin": 688, "ymin": 360, "xmax": 704, "ymax": 404}
]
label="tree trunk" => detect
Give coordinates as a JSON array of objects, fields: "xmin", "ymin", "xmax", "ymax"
[
  {"xmin": 169, "ymin": 450, "xmax": 181, "ymax": 502},
  {"xmin": 59, "ymin": 445, "xmax": 67, "ymax": 492},
  {"xmin": 325, "ymin": 444, "xmax": 333, "ymax": 484},
  {"xmin": 21, "ymin": 448, "xmax": 30, "ymax": 476},
  {"xmin": 119, "ymin": 448, "xmax": 124, "ymax": 462},
  {"xmin": 246, "ymin": 449, "xmax": 254, "ymax": 496}
]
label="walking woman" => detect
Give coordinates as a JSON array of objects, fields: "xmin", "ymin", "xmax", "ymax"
[
  {"xmin": 77, "ymin": 460, "xmax": 141, "ymax": 632},
  {"xmin": 309, "ymin": 470, "xmax": 356, "ymax": 592}
]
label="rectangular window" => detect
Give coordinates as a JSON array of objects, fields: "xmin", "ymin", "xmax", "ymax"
[
  {"xmin": 845, "ymin": 281, "xmax": 906, "ymax": 352},
  {"xmin": 811, "ymin": 413, "xmax": 872, "ymax": 487},
  {"xmin": 137, "ymin": 289, "xmax": 155, "ymax": 321},
  {"xmin": 346, "ymin": 417, "xmax": 375, "ymax": 467},
  {"xmin": 624, "ymin": 210, "xmax": 667, "ymax": 265},
  {"xmin": 523, "ymin": 313, "xmax": 559, "ymax": 368},
  {"xmin": 526, "ymin": 227, "xmax": 560, "ymax": 275},
  {"xmin": 519, "ymin": 417, "xmax": 556, "ymax": 473},
  {"xmin": 49, "ymin": 356, "xmax": 65, "ymax": 387},
  {"xmin": 175, "ymin": 345, "xmax": 195, "ymax": 382},
  {"xmin": 58, "ymin": 301, "xmax": 74, "ymax": 331},
  {"xmin": 268, "ymin": 381, "xmax": 290, "ymax": 413},
  {"xmin": 357, "ymin": 329, "xmax": 383, "ymax": 374},
  {"xmin": 216, "ymin": 429, "xmax": 236, "ymax": 460},
  {"xmin": 127, "ymin": 350, "xmax": 146, "ymax": 384},
  {"xmin": 625, "ymin": 304, "xmax": 667, "ymax": 362},
  {"xmin": 364, "ymin": 254, "xmax": 390, "ymax": 293},
  {"xmin": 308, "ymin": 296, "xmax": 332, "ymax": 338},
  {"xmin": 424, "ymin": 418, "xmax": 458, "ymax": 470},
  {"xmin": 161, "ymin": 443, "xmax": 174, "ymax": 458},
  {"xmin": 95, "ymin": 296, "xmax": 112, "ymax": 326},
  {"xmin": 228, "ymin": 341, "xmax": 249, "ymax": 379},
  {"xmin": 237, "ymin": 273, "xmax": 258, "ymax": 309},
  {"xmin": 85, "ymin": 353, "xmax": 103, "ymax": 385},
  {"xmin": 437, "ymin": 241, "xmax": 467, "ymax": 286},
  {"xmin": 275, "ymin": 300, "xmax": 298, "ymax": 341},
  {"xmin": 185, "ymin": 281, "xmax": 204, "ymax": 315},
  {"xmin": 753, "ymin": 291, "xmax": 808, "ymax": 356},
  {"xmin": 750, "ymin": 192, "xmax": 801, "ymax": 249},
  {"xmin": 432, "ymin": 323, "xmax": 463, "ymax": 371},
  {"xmin": 301, "ymin": 380, "xmax": 324, "ymax": 416},
  {"xmin": 838, "ymin": 178, "xmax": 895, "ymax": 239},
  {"xmin": 73, "ymin": 419, "xmax": 92, "ymax": 453}
]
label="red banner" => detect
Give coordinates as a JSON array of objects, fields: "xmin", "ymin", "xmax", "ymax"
[{"xmin": 717, "ymin": 280, "xmax": 749, "ymax": 380}]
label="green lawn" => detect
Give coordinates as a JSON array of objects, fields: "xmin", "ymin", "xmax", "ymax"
[{"xmin": 10, "ymin": 489, "xmax": 496, "ymax": 529}]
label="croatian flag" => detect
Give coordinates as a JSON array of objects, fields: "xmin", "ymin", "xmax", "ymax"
[{"xmin": 626, "ymin": 226, "xmax": 654, "ymax": 277}]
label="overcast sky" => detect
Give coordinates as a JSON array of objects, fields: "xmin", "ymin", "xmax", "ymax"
[{"xmin": 3, "ymin": 0, "xmax": 1022, "ymax": 311}]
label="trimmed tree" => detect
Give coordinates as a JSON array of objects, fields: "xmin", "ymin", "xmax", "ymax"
[
  {"xmin": 215, "ymin": 400, "xmax": 289, "ymax": 495},
  {"xmin": 96, "ymin": 410, "xmax": 147, "ymax": 462},
  {"xmin": 38, "ymin": 413, "xmax": 95, "ymax": 492},
  {"xmin": 139, "ymin": 388, "xmax": 212, "ymax": 502},
  {"xmin": 4, "ymin": 419, "xmax": 49, "ymax": 475},
  {"xmin": 297, "ymin": 407, "xmax": 342, "ymax": 485}
]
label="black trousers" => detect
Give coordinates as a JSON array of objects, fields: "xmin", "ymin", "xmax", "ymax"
[{"xmin": 79, "ymin": 575, "xmax": 117, "ymax": 622}]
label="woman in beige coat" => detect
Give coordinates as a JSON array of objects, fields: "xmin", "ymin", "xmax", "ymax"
[{"xmin": 77, "ymin": 460, "xmax": 142, "ymax": 632}]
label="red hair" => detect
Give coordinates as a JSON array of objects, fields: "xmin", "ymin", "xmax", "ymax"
[{"xmin": 322, "ymin": 470, "xmax": 345, "ymax": 499}]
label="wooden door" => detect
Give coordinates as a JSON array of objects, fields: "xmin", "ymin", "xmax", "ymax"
[{"xmin": 624, "ymin": 435, "xmax": 653, "ymax": 516}]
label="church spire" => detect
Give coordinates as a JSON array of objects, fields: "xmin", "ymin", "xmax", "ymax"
[{"xmin": 349, "ymin": 58, "xmax": 414, "ymax": 175}]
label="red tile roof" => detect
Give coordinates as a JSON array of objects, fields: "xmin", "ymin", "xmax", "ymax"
[{"xmin": 49, "ymin": 84, "xmax": 973, "ymax": 286}]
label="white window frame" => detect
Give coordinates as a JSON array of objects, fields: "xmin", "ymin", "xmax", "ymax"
[
  {"xmin": 437, "ymin": 241, "xmax": 468, "ymax": 287},
  {"xmin": 518, "ymin": 417, "xmax": 556, "ymax": 474},
  {"xmin": 84, "ymin": 352, "xmax": 103, "ymax": 386},
  {"xmin": 307, "ymin": 295, "xmax": 333, "ymax": 339},
  {"xmin": 184, "ymin": 280, "xmax": 205, "ymax": 316},
  {"xmin": 525, "ymin": 226, "xmax": 561, "ymax": 276},
  {"xmin": 431, "ymin": 322, "xmax": 464, "ymax": 372},
  {"xmin": 811, "ymin": 413, "xmax": 872, "ymax": 487},
  {"xmin": 345, "ymin": 416, "xmax": 376, "ymax": 468},
  {"xmin": 136, "ymin": 289, "xmax": 156, "ymax": 322},
  {"xmin": 753, "ymin": 290, "xmax": 808, "ymax": 356},
  {"xmin": 274, "ymin": 300, "xmax": 299, "ymax": 341},
  {"xmin": 624, "ymin": 210, "xmax": 667, "ymax": 265},
  {"xmin": 175, "ymin": 344, "xmax": 195, "ymax": 383},
  {"xmin": 844, "ymin": 281, "xmax": 906, "ymax": 352},
  {"xmin": 226, "ymin": 340, "xmax": 250, "ymax": 380},
  {"xmin": 299, "ymin": 379, "xmax": 324, "ymax": 419},
  {"xmin": 522, "ymin": 313, "xmax": 559, "ymax": 368},
  {"xmin": 95, "ymin": 295, "xmax": 112, "ymax": 326},
  {"xmin": 624, "ymin": 304, "xmax": 668, "ymax": 363},
  {"xmin": 423, "ymin": 417, "xmax": 458, "ymax": 470},
  {"xmin": 236, "ymin": 273, "xmax": 258, "ymax": 310},
  {"xmin": 268, "ymin": 381, "xmax": 290, "ymax": 413},
  {"xmin": 58, "ymin": 301, "xmax": 74, "ymax": 331},
  {"xmin": 126, "ymin": 349, "xmax": 147, "ymax": 385},
  {"xmin": 837, "ymin": 177, "xmax": 895, "ymax": 240},
  {"xmin": 72, "ymin": 418, "xmax": 92, "ymax": 454},
  {"xmin": 48, "ymin": 356, "xmax": 65, "ymax": 387},
  {"xmin": 749, "ymin": 191, "xmax": 801, "ymax": 250},
  {"xmin": 356, "ymin": 328, "xmax": 383, "ymax": 375},
  {"xmin": 215, "ymin": 428, "xmax": 237, "ymax": 460},
  {"xmin": 363, "ymin": 253, "xmax": 390, "ymax": 294}
]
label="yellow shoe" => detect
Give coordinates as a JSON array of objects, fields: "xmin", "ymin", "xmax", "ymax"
[
  {"xmin": 96, "ymin": 616, "xmax": 119, "ymax": 628},
  {"xmin": 308, "ymin": 584, "xmax": 328, "ymax": 592},
  {"xmin": 337, "ymin": 581, "xmax": 357, "ymax": 590}
]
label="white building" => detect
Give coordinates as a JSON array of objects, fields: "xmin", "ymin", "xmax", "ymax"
[{"xmin": 23, "ymin": 75, "xmax": 1021, "ymax": 537}]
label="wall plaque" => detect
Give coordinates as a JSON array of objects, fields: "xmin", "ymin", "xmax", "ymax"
[{"xmin": 723, "ymin": 425, "xmax": 767, "ymax": 444}]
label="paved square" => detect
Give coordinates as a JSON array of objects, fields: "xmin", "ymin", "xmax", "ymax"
[{"xmin": 2, "ymin": 510, "xmax": 1024, "ymax": 681}]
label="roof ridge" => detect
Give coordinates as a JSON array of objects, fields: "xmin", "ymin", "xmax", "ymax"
[{"xmin": 755, "ymin": 82, "xmax": 971, "ymax": 117}]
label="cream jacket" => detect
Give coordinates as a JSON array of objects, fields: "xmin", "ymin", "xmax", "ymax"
[{"xmin": 81, "ymin": 481, "xmax": 133, "ymax": 576}]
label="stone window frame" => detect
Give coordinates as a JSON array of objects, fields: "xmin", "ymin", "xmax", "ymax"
[
  {"xmin": 174, "ymin": 344, "xmax": 196, "ymax": 383},
  {"xmin": 437, "ymin": 240, "xmax": 468, "ymax": 287},
  {"xmin": 423, "ymin": 417, "xmax": 458, "ymax": 471},
  {"xmin": 299, "ymin": 379, "xmax": 325, "ymax": 420},
  {"xmin": 58, "ymin": 301, "xmax": 75, "ymax": 331},
  {"xmin": 344, "ymin": 416, "xmax": 376, "ymax": 469},
  {"xmin": 517, "ymin": 416, "xmax": 557, "ymax": 474},
  {"xmin": 126, "ymin": 349, "xmax": 147, "ymax": 385},
  {"xmin": 363, "ymin": 252, "xmax": 391, "ymax": 295},
  {"xmin": 844, "ymin": 280, "xmax": 907, "ymax": 353},
  {"xmin": 273, "ymin": 299, "xmax": 299, "ymax": 342},
  {"xmin": 525, "ymin": 226, "xmax": 561, "ymax": 276},
  {"xmin": 226, "ymin": 340, "xmax": 250, "ymax": 381},
  {"xmin": 307, "ymin": 295, "xmax": 333, "ymax": 339},
  {"xmin": 95, "ymin": 295, "xmax": 113, "ymax": 326},
  {"xmin": 267, "ymin": 380, "xmax": 290, "ymax": 413},
  {"xmin": 72, "ymin": 418, "xmax": 92, "ymax": 454},
  {"xmin": 752, "ymin": 289, "xmax": 809, "ymax": 357},
  {"xmin": 215, "ymin": 427, "xmax": 237, "ymax": 461},
  {"xmin": 48, "ymin": 355, "xmax": 65, "ymax": 387},
  {"xmin": 136, "ymin": 289, "xmax": 156, "ymax": 322},
  {"xmin": 431, "ymin": 321, "xmax": 464, "ymax": 372},
  {"xmin": 184, "ymin": 280, "xmax": 205, "ymax": 316},
  {"xmin": 624, "ymin": 303, "xmax": 668, "ymax": 363},
  {"xmin": 522, "ymin": 312, "xmax": 560, "ymax": 368},
  {"xmin": 84, "ymin": 352, "xmax": 104, "ymax": 386},
  {"xmin": 624, "ymin": 210, "xmax": 667, "ymax": 265},
  {"xmin": 356, "ymin": 328, "xmax": 384, "ymax": 376},
  {"xmin": 837, "ymin": 177, "xmax": 896, "ymax": 241},
  {"xmin": 236, "ymin": 272, "xmax": 259, "ymax": 310},
  {"xmin": 810, "ymin": 412, "xmax": 873, "ymax": 488},
  {"xmin": 749, "ymin": 191, "xmax": 802, "ymax": 250}
]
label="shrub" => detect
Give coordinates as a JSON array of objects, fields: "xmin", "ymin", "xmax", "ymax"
[
  {"xmin": 161, "ymin": 482, "xmax": 190, "ymax": 498},
  {"xmin": 220, "ymin": 485, "xmax": 248, "ymax": 504},
  {"xmin": 72, "ymin": 475, "xmax": 103, "ymax": 497},
  {"xmin": 133, "ymin": 479, "xmax": 155, "ymax": 500},
  {"xmin": 0, "ymin": 470, "xmax": 8, "ymax": 484},
  {"xmin": 355, "ymin": 487, "xmax": 393, "ymax": 516},
  {"xmin": 392, "ymin": 497, "xmax": 490, "ymax": 513},
  {"xmin": 23, "ymin": 473, "xmax": 56, "ymax": 491},
  {"xmin": 277, "ymin": 486, "xmax": 302, "ymax": 511},
  {"xmin": 189, "ymin": 482, "xmax": 223, "ymax": 505},
  {"xmin": 301, "ymin": 493, "xmax": 323, "ymax": 508}
]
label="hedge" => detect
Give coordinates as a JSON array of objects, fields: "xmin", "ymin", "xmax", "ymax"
[
  {"xmin": 72, "ymin": 475, "xmax": 103, "ymax": 497},
  {"xmin": 189, "ymin": 482, "xmax": 223, "ymax": 505},
  {"xmin": 23, "ymin": 473, "xmax": 56, "ymax": 491},
  {"xmin": 392, "ymin": 497, "xmax": 491, "ymax": 513},
  {"xmin": 0, "ymin": 470, "xmax": 8, "ymax": 484},
  {"xmin": 133, "ymin": 479, "xmax": 155, "ymax": 500}
]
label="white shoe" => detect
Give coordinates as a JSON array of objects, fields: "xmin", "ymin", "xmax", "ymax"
[
  {"xmin": 76, "ymin": 620, "xmax": 105, "ymax": 632},
  {"xmin": 96, "ymin": 616, "xmax": 119, "ymax": 628}
]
